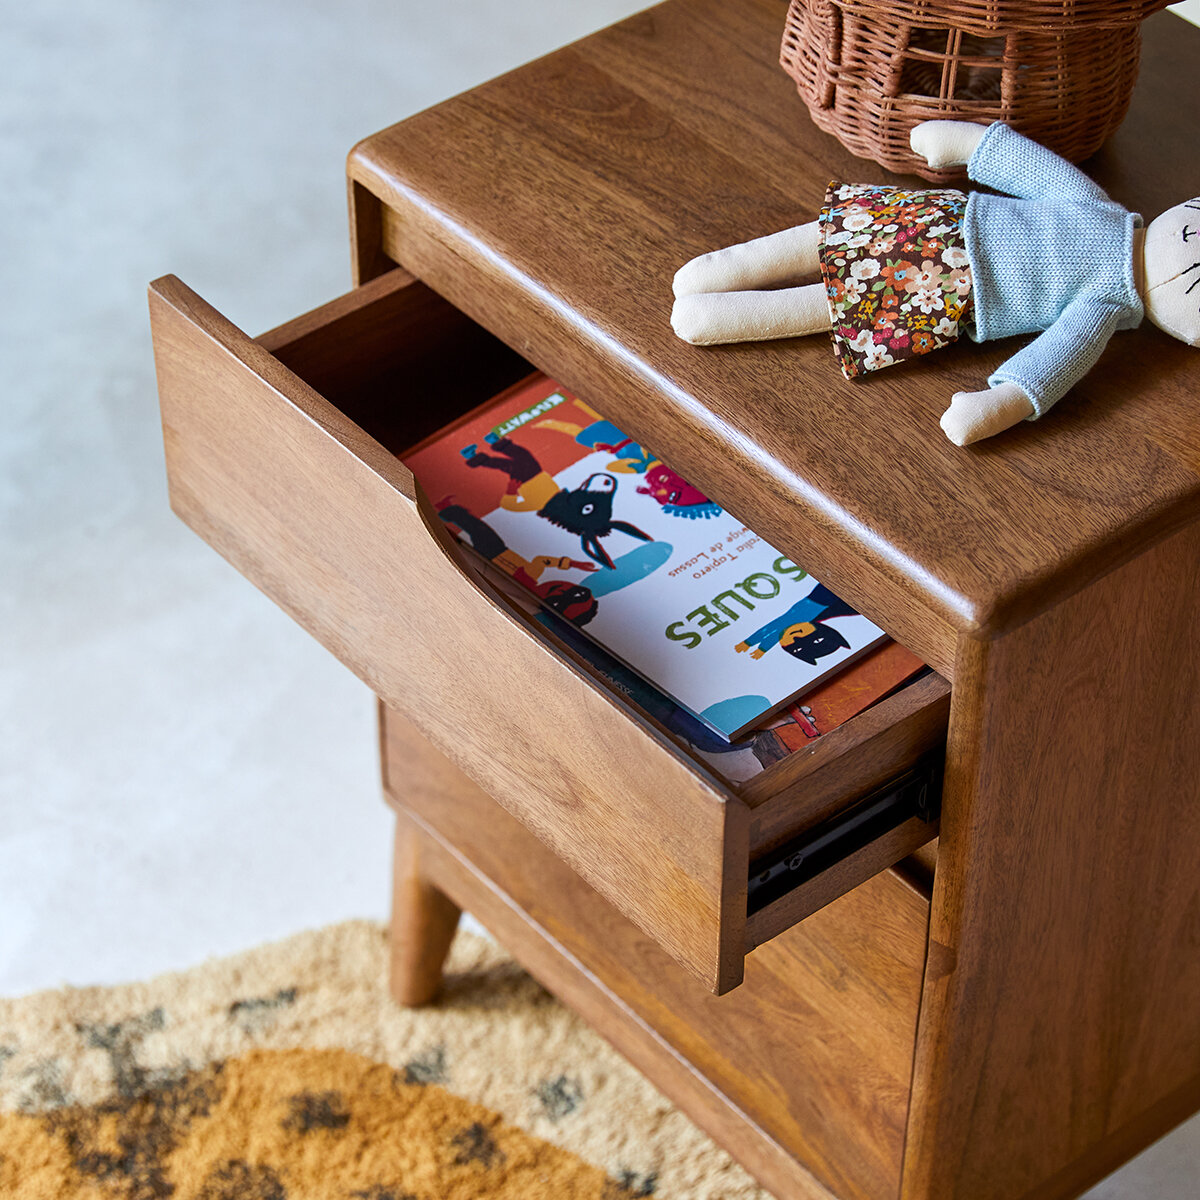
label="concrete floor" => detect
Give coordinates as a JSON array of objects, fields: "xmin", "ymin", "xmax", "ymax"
[{"xmin": 3, "ymin": 1, "xmax": 1198, "ymax": 1195}]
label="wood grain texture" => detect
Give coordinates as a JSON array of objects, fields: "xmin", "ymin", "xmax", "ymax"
[
  {"xmin": 256, "ymin": 266, "xmax": 530, "ymax": 457},
  {"xmin": 148, "ymin": 2, "xmax": 1200, "ymax": 1194},
  {"xmin": 906, "ymin": 518, "xmax": 1200, "ymax": 1200},
  {"xmin": 381, "ymin": 705, "xmax": 929, "ymax": 1200},
  {"xmin": 148, "ymin": 271, "xmax": 748, "ymax": 993},
  {"xmin": 348, "ymin": 2, "xmax": 1200, "ymax": 662},
  {"xmin": 900, "ymin": 840, "xmax": 938, "ymax": 892}
]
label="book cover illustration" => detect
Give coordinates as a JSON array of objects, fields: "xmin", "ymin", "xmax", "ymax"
[{"xmin": 403, "ymin": 374, "xmax": 887, "ymax": 739}]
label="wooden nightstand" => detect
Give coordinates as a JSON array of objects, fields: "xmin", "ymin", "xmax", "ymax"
[{"xmin": 149, "ymin": 3, "xmax": 1200, "ymax": 1197}]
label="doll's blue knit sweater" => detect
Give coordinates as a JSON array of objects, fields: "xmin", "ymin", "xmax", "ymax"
[{"xmin": 964, "ymin": 122, "xmax": 1143, "ymax": 418}]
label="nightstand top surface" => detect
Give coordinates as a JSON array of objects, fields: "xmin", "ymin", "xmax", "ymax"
[{"xmin": 349, "ymin": 0, "xmax": 1200, "ymax": 650}]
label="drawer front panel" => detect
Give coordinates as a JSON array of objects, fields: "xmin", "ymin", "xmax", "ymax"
[{"xmin": 148, "ymin": 272, "xmax": 748, "ymax": 993}]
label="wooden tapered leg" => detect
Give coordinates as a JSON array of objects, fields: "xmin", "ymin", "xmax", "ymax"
[{"xmin": 389, "ymin": 811, "xmax": 461, "ymax": 1007}]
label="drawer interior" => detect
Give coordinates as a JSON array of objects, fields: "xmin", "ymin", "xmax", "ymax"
[{"xmin": 256, "ymin": 268, "xmax": 533, "ymax": 457}]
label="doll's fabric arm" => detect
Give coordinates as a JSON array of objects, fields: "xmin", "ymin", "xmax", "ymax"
[
  {"xmin": 988, "ymin": 296, "xmax": 1123, "ymax": 418},
  {"xmin": 968, "ymin": 122, "xmax": 1112, "ymax": 204}
]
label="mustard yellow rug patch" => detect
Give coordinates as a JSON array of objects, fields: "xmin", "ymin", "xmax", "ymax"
[{"xmin": 0, "ymin": 1046, "xmax": 625, "ymax": 1199}]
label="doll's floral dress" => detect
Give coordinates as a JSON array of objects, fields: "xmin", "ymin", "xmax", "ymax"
[{"xmin": 819, "ymin": 183, "xmax": 974, "ymax": 379}]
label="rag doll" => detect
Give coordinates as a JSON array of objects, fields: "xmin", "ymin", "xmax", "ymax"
[{"xmin": 671, "ymin": 120, "xmax": 1200, "ymax": 446}]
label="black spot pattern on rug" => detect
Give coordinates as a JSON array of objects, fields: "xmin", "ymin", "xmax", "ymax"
[
  {"xmin": 229, "ymin": 987, "xmax": 299, "ymax": 1033},
  {"xmin": 42, "ymin": 1061, "xmax": 226, "ymax": 1200},
  {"xmin": 536, "ymin": 1073, "xmax": 584, "ymax": 1121},
  {"xmin": 195, "ymin": 1158, "xmax": 288, "ymax": 1200},
  {"xmin": 605, "ymin": 1167, "xmax": 658, "ymax": 1196},
  {"xmin": 351, "ymin": 1188, "xmax": 419, "ymax": 1200},
  {"xmin": 403, "ymin": 1043, "xmax": 447, "ymax": 1086},
  {"xmin": 19, "ymin": 1056, "xmax": 69, "ymax": 1110},
  {"xmin": 451, "ymin": 1121, "xmax": 505, "ymax": 1168},
  {"xmin": 77, "ymin": 1007, "xmax": 171, "ymax": 1098},
  {"xmin": 282, "ymin": 1089, "xmax": 351, "ymax": 1132}
]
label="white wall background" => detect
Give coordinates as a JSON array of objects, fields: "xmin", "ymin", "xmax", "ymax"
[{"xmin": 2, "ymin": 3, "xmax": 1198, "ymax": 1196}]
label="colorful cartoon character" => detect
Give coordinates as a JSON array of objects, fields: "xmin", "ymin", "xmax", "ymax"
[
  {"xmin": 533, "ymin": 399, "xmax": 658, "ymax": 474},
  {"xmin": 436, "ymin": 501, "xmax": 600, "ymax": 625},
  {"xmin": 735, "ymin": 583, "xmax": 859, "ymax": 664},
  {"xmin": 528, "ymin": 397, "xmax": 722, "ymax": 518},
  {"xmin": 460, "ymin": 436, "xmax": 652, "ymax": 570},
  {"xmin": 636, "ymin": 463, "xmax": 722, "ymax": 520}
]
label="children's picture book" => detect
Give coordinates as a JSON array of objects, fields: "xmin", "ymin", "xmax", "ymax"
[{"xmin": 403, "ymin": 374, "xmax": 888, "ymax": 739}]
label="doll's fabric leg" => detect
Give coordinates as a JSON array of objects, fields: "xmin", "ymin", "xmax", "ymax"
[
  {"xmin": 673, "ymin": 222, "xmax": 821, "ymax": 298},
  {"xmin": 940, "ymin": 382, "xmax": 1034, "ymax": 446},
  {"xmin": 672, "ymin": 282, "xmax": 831, "ymax": 345}
]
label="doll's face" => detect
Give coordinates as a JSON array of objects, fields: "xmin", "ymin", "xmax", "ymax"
[{"xmin": 1142, "ymin": 198, "xmax": 1200, "ymax": 346}]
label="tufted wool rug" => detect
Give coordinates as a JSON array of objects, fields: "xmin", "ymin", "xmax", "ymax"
[{"xmin": 0, "ymin": 921, "xmax": 766, "ymax": 1199}]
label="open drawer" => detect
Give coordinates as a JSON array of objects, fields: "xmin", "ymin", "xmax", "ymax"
[{"xmin": 149, "ymin": 267, "xmax": 950, "ymax": 994}]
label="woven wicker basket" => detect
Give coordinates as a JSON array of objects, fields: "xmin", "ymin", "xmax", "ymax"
[{"xmin": 780, "ymin": 0, "xmax": 1172, "ymax": 182}]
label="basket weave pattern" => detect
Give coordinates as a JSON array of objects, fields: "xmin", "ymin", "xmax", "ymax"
[{"xmin": 780, "ymin": 0, "xmax": 1170, "ymax": 181}]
